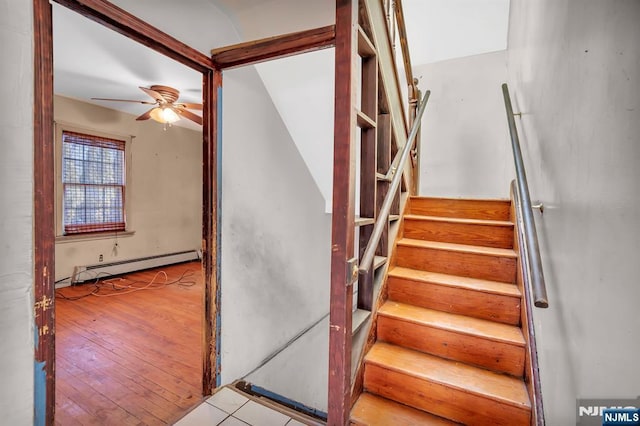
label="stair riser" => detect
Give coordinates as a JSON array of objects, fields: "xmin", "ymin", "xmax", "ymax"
[
  {"xmin": 352, "ymin": 393, "xmax": 459, "ymax": 426},
  {"xmin": 388, "ymin": 277, "xmax": 521, "ymax": 325},
  {"xmin": 403, "ymin": 219, "xmax": 513, "ymax": 249},
  {"xmin": 396, "ymin": 245, "xmax": 516, "ymax": 283},
  {"xmin": 409, "ymin": 199, "xmax": 511, "ymax": 221},
  {"xmin": 364, "ymin": 364, "xmax": 530, "ymax": 426},
  {"xmin": 377, "ymin": 316, "xmax": 525, "ymax": 376}
]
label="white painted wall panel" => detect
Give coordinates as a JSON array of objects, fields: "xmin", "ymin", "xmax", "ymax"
[
  {"xmin": 255, "ymin": 50, "xmax": 335, "ymax": 212},
  {"xmin": 0, "ymin": 0, "xmax": 35, "ymax": 423},
  {"xmin": 507, "ymin": 0, "xmax": 640, "ymax": 423},
  {"xmin": 404, "ymin": 0, "xmax": 510, "ymax": 65},
  {"xmin": 416, "ymin": 51, "xmax": 514, "ymax": 199},
  {"xmin": 219, "ymin": 67, "xmax": 331, "ymax": 410}
]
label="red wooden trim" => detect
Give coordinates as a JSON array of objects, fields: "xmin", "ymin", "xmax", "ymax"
[
  {"xmin": 33, "ymin": 0, "xmax": 56, "ymax": 423},
  {"xmin": 201, "ymin": 69, "xmax": 222, "ymax": 395},
  {"xmin": 211, "ymin": 25, "xmax": 335, "ymax": 69},
  {"xmin": 328, "ymin": 1, "xmax": 358, "ymax": 424},
  {"xmin": 52, "ymin": 0, "xmax": 215, "ymax": 72}
]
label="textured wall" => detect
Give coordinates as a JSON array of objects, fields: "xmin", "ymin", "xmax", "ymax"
[
  {"xmin": 417, "ymin": 50, "xmax": 515, "ymax": 199},
  {"xmin": 507, "ymin": 0, "xmax": 640, "ymax": 423},
  {"xmin": 219, "ymin": 66, "xmax": 331, "ymax": 411},
  {"xmin": 0, "ymin": 0, "xmax": 35, "ymax": 424}
]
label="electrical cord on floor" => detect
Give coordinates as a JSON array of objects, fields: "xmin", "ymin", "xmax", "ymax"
[{"xmin": 55, "ymin": 268, "xmax": 197, "ymax": 301}]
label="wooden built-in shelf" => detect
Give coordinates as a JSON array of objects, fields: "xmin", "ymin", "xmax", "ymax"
[
  {"xmin": 358, "ymin": 26, "xmax": 376, "ymax": 58},
  {"xmin": 357, "ymin": 110, "xmax": 377, "ymax": 129},
  {"xmin": 376, "ymin": 172, "xmax": 391, "ymax": 182},
  {"xmin": 356, "ymin": 216, "xmax": 375, "ymax": 227},
  {"xmin": 373, "ymin": 255, "xmax": 387, "ymax": 270},
  {"xmin": 352, "ymin": 308, "xmax": 371, "ymax": 334}
]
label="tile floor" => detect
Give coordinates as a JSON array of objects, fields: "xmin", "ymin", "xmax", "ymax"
[{"xmin": 175, "ymin": 386, "xmax": 313, "ymax": 426}]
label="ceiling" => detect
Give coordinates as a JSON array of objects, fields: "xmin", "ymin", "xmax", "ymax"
[{"xmin": 52, "ymin": 0, "xmax": 509, "ymax": 130}]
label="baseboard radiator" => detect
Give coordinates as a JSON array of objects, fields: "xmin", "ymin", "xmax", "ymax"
[{"xmin": 70, "ymin": 249, "xmax": 200, "ymax": 285}]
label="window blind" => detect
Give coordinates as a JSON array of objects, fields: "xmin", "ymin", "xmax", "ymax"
[{"xmin": 62, "ymin": 131, "xmax": 126, "ymax": 235}]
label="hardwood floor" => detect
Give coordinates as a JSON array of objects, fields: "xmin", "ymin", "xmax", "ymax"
[{"xmin": 55, "ymin": 262, "xmax": 204, "ymax": 425}]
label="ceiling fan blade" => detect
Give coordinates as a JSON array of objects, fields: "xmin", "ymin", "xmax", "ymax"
[
  {"xmin": 174, "ymin": 106, "xmax": 203, "ymax": 125},
  {"xmin": 175, "ymin": 102, "xmax": 203, "ymax": 110},
  {"xmin": 139, "ymin": 86, "xmax": 167, "ymax": 103},
  {"xmin": 91, "ymin": 97, "xmax": 156, "ymax": 105},
  {"xmin": 135, "ymin": 108, "xmax": 155, "ymax": 121}
]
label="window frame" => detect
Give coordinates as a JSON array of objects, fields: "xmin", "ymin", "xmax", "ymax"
[{"xmin": 54, "ymin": 122, "xmax": 134, "ymax": 240}]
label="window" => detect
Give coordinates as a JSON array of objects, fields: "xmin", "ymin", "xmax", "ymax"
[{"xmin": 57, "ymin": 127, "xmax": 130, "ymax": 236}]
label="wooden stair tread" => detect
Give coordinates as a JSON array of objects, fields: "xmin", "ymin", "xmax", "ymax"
[
  {"xmin": 378, "ymin": 302, "xmax": 525, "ymax": 346},
  {"xmin": 409, "ymin": 197, "xmax": 511, "ymax": 221},
  {"xmin": 398, "ymin": 238, "xmax": 517, "ymax": 258},
  {"xmin": 351, "ymin": 393, "xmax": 459, "ymax": 426},
  {"xmin": 366, "ymin": 343, "xmax": 531, "ymax": 410},
  {"xmin": 388, "ymin": 267, "xmax": 521, "ymax": 297},
  {"xmin": 405, "ymin": 214, "xmax": 513, "ymax": 227},
  {"xmin": 410, "ymin": 196, "xmax": 511, "ymax": 203}
]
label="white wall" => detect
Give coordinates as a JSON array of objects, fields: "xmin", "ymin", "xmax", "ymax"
[
  {"xmin": 53, "ymin": 96, "xmax": 202, "ymax": 281},
  {"xmin": 507, "ymin": 0, "xmax": 640, "ymax": 423},
  {"xmin": 245, "ymin": 316, "xmax": 329, "ymax": 412},
  {"xmin": 220, "ymin": 65, "xmax": 331, "ymax": 411},
  {"xmin": 255, "ymin": 50, "xmax": 335, "ymax": 212},
  {"xmin": 217, "ymin": 0, "xmax": 336, "ymax": 212},
  {"xmin": 417, "ymin": 50, "xmax": 515, "ymax": 199},
  {"xmin": 0, "ymin": 0, "xmax": 34, "ymax": 424},
  {"xmin": 403, "ymin": 0, "xmax": 510, "ymax": 65}
]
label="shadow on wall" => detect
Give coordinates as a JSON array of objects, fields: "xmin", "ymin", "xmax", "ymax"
[{"xmin": 219, "ymin": 65, "xmax": 332, "ymax": 411}]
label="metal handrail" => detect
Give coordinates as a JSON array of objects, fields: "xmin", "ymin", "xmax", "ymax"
[
  {"xmin": 359, "ymin": 89, "xmax": 430, "ymax": 274},
  {"xmin": 501, "ymin": 83, "xmax": 549, "ymax": 308}
]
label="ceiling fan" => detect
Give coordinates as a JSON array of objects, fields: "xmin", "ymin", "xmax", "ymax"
[{"xmin": 92, "ymin": 85, "xmax": 203, "ymax": 126}]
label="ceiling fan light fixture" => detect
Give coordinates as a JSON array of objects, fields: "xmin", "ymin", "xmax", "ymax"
[{"xmin": 150, "ymin": 106, "xmax": 180, "ymax": 124}]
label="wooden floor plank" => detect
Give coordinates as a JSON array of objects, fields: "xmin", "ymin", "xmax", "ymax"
[
  {"xmin": 56, "ymin": 302, "xmax": 201, "ymax": 408},
  {"xmin": 55, "ymin": 262, "xmax": 204, "ymax": 425}
]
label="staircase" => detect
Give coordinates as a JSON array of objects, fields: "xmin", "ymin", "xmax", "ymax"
[{"xmin": 351, "ymin": 197, "xmax": 532, "ymax": 425}]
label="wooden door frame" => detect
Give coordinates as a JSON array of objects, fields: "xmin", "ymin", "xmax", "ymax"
[{"xmin": 33, "ymin": 0, "xmax": 221, "ymax": 423}]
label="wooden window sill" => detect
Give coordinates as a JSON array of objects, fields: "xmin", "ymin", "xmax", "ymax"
[{"xmin": 55, "ymin": 230, "xmax": 135, "ymax": 244}]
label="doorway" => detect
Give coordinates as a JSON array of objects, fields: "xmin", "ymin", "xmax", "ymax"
[{"xmin": 33, "ymin": 0, "xmax": 220, "ymax": 423}]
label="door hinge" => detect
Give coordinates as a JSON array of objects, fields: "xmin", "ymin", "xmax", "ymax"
[{"xmin": 346, "ymin": 257, "xmax": 358, "ymax": 287}]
